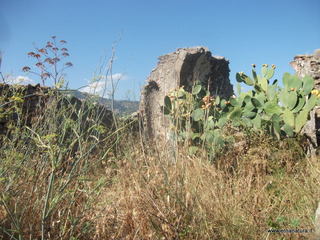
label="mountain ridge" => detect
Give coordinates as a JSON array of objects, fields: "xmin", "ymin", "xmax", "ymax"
[{"xmin": 64, "ymin": 89, "xmax": 139, "ymax": 116}]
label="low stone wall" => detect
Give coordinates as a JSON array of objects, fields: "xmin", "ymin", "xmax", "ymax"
[
  {"xmin": 0, "ymin": 83, "xmax": 113, "ymax": 136},
  {"xmin": 0, "ymin": 84, "xmax": 49, "ymax": 134}
]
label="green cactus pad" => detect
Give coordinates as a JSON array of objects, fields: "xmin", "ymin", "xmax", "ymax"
[
  {"xmin": 264, "ymin": 102, "xmax": 282, "ymax": 115},
  {"xmin": 292, "ymin": 97, "xmax": 305, "ymax": 113},
  {"xmin": 228, "ymin": 107, "xmax": 242, "ymax": 120},
  {"xmin": 262, "ymin": 65, "xmax": 275, "ymax": 80},
  {"xmin": 236, "ymin": 72, "xmax": 254, "ymax": 86},
  {"xmin": 295, "ymin": 109, "xmax": 309, "ymax": 133},
  {"xmin": 251, "ymin": 98, "xmax": 262, "ymax": 108},
  {"xmin": 305, "ymin": 94, "xmax": 317, "ymax": 112},
  {"xmin": 302, "ymin": 76, "xmax": 314, "ymax": 96},
  {"xmin": 282, "ymin": 124, "xmax": 294, "ymax": 137},
  {"xmin": 280, "ymin": 90, "xmax": 297, "ymax": 110},
  {"xmin": 192, "ymin": 108, "xmax": 204, "ymax": 121},
  {"xmin": 282, "ymin": 109, "xmax": 295, "ymax": 127},
  {"xmin": 192, "ymin": 85, "xmax": 202, "ymax": 95}
]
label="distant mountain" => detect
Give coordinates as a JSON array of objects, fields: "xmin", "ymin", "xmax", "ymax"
[{"xmin": 63, "ymin": 90, "xmax": 139, "ymax": 116}]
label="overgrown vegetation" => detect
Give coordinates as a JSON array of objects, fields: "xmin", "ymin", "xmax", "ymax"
[
  {"xmin": 0, "ymin": 40, "xmax": 319, "ymax": 239},
  {"xmin": 0, "ymin": 86, "xmax": 136, "ymax": 239},
  {"xmin": 163, "ymin": 65, "xmax": 320, "ymax": 158}
]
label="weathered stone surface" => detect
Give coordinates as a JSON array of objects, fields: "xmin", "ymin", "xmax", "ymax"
[
  {"xmin": 290, "ymin": 49, "xmax": 320, "ymax": 154},
  {"xmin": 0, "ymin": 83, "xmax": 113, "ymax": 136},
  {"xmin": 140, "ymin": 47, "xmax": 233, "ymax": 143},
  {"xmin": 290, "ymin": 49, "xmax": 320, "ymax": 89}
]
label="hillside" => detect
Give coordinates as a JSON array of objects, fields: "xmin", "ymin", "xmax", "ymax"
[{"xmin": 64, "ymin": 90, "xmax": 139, "ymax": 115}]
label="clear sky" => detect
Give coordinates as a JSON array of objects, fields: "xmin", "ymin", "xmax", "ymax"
[{"xmin": 0, "ymin": 0, "xmax": 319, "ymax": 100}]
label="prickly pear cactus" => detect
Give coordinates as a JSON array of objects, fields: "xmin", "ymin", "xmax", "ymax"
[
  {"xmin": 163, "ymin": 64, "xmax": 319, "ymax": 157},
  {"xmin": 235, "ymin": 65, "xmax": 319, "ymax": 138}
]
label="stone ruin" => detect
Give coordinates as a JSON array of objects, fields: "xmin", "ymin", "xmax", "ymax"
[
  {"xmin": 0, "ymin": 84, "xmax": 113, "ymax": 136},
  {"xmin": 291, "ymin": 49, "xmax": 320, "ymax": 89},
  {"xmin": 0, "ymin": 84, "xmax": 49, "ymax": 134},
  {"xmin": 290, "ymin": 49, "xmax": 320, "ymax": 154},
  {"xmin": 2, "ymin": 47, "xmax": 319, "ymax": 154},
  {"xmin": 140, "ymin": 47, "xmax": 320, "ymax": 154},
  {"xmin": 139, "ymin": 47, "xmax": 234, "ymax": 143}
]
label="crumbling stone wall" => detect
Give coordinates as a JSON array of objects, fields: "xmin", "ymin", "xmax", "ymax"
[
  {"xmin": 0, "ymin": 83, "xmax": 49, "ymax": 134},
  {"xmin": 140, "ymin": 47, "xmax": 233, "ymax": 143},
  {"xmin": 0, "ymin": 83, "xmax": 113, "ymax": 136},
  {"xmin": 290, "ymin": 49, "xmax": 320, "ymax": 153},
  {"xmin": 290, "ymin": 49, "xmax": 320, "ymax": 89}
]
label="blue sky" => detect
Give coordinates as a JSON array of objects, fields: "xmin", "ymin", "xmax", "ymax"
[{"xmin": 0, "ymin": 0, "xmax": 319, "ymax": 100}]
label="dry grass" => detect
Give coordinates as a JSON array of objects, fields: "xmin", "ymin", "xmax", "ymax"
[
  {"xmin": 86, "ymin": 135, "xmax": 320, "ymax": 240},
  {"xmin": 0, "ymin": 91, "xmax": 319, "ymax": 239}
]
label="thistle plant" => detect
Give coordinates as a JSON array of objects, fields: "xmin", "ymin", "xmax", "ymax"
[{"xmin": 22, "ymin": 36, "xmax": 73, "ymax": 88}]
